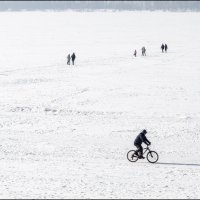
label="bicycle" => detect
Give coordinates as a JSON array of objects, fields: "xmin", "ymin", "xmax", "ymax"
[{"xmin": 127, "ymin": 145, "xmax": 159, "ymax": 163}]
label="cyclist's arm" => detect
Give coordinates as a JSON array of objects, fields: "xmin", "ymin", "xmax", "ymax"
[
  {"xmin": 146, "ymin": 139, "xmax": 151, "ymax": 145},
  {"xmin": 143, "ymin": 135, "xmax": 151, "ymax": 145}
]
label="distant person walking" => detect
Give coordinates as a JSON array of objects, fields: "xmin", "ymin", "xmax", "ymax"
[
  {"xmin": 164, "ymin": 44, "xmax": 168, "ymax": 52},
  {"xmin": 161, "ymin": 43, "xmax": 165, "ymax": 53},
  {"xmin": 142, "ymin": 47, "xmax": 146, "ymax": 56},
  {"xmin": 134, "ymin": 49, "xmax": 137, "ymax": 57},
  {"xmin": 71, "ymin": 53, "xmax": 76, "ymax": 65},
  {"xmin": 67, "ymin": 54, "xmax": 71, "ymax": 65}
]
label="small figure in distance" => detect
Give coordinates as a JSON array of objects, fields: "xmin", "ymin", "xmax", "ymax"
[
  {"xmin": 164, "ymin": 44, "xmax": 168, "ymax": 53},
  {"xmin": 134, "ymin": 49, "xmax": 137, "ymax": 57},
  {"xmin": 141, "ymin": 47, "xmax": 146, "ymax": 56},
  {"xmin": 67, "ymin": 53, "xmax": 70, "ymax": 65},
  {"xmin": 134, "ymin": 129, "xmax": 151, "ymax": 159},
  {"xmin": 71, "ymin": 52, "xmax": 76, "ymax": 65},
  {"xmin": 161, "ymin": 43, "xmax": 165, "ymax": 53}
]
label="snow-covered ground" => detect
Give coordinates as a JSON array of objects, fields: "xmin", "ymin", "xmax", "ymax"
[{"xmin": 0, "ymin": 10, "xmax": 200, "ymax": 198}]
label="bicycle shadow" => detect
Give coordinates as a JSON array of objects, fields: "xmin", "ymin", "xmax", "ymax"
[{"xmin": 156, "ymin": 162, "xmax": 200, "ymax": 167}]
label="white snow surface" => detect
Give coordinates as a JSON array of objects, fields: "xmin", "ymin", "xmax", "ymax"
[{"xmin": 0, "ymin": 11, "xmax": 200, "ymax": 198}]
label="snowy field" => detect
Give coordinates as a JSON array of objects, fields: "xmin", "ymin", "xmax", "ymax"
[{"xmin": 0, "ymin": 10, "xmax": 200, "ymax": 198}]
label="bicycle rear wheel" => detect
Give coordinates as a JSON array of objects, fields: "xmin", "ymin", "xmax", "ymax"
[
  {"xmin": 146, "ymin": 151, "xmax": 159, "ymax": 163},
  {"xmin": 127, "ymin": 150, "xmax": 138, "ymax": 162}
]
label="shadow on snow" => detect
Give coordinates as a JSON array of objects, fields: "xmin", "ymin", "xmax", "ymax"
[{"xmin": 156, "ymin": 162, "xmax": 200, "ymax": 167}]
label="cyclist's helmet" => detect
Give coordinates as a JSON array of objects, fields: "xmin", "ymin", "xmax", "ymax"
[{"xmin": 143, "ymin": 129, "xmax": 147, "ymax": 134}]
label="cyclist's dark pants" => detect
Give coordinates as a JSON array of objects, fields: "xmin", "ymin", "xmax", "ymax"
[{"xmin": 134, "ymin": 144, "xmax": 143, "ymax": 156}]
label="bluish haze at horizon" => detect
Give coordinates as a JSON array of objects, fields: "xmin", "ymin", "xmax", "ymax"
[{"xmin": 0, "ymin": 1, "xmax": 200, "ymax": 11}]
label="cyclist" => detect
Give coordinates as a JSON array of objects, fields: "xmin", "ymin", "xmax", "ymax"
[{"xmin": 134, "ymin": 129, "xmax": 151, "ymax": 159}]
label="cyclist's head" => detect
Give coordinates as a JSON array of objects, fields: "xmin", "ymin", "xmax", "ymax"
[{"xmin": 143, "ymin": 129, "xmax": 147, "ymax": 134}]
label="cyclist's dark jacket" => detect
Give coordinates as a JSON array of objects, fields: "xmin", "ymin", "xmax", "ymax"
[{"xmin": 134, "ymin": 132, "xmax": 150, "ymax": 145}]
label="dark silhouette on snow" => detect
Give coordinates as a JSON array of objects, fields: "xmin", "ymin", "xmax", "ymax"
[
  {"xmin": 164, "ymin": 44, "xmax": 168, "ymax": 52},
  {"xmin": 134, "ymin": 49, "xmax": 137, "ymax": 57},
  {"xmin": 141, "ymin": 47, "xmax": 146, "ymax": 56},
  {"xmin": 71, "ymin": 53, "xmax": 76, "ymax": 65},
  {"xmin": 161, "ymin": 43, "xmax": 165, "ymax": 53},
  {"xmin": 134, "ymin": 129, "xmax": 151, "ymax": 159},
  {"xmin": 67, "ymin": 54, "xmax": 70, "ymax": 65}
]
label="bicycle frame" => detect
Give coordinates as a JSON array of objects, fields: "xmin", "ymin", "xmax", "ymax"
[
  {"xmin": 127, "ymin": 145, "xmax": 158, "ymax": 163},
  {"xmin": 143, "ymin": 146, "xmax": 150, "ymax": 156},
  {"xmin": 135, "ymin": 145, "xmax": 150, "ymax": 157}
]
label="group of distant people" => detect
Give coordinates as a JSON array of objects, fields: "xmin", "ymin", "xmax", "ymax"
[
  {"xmin": 67, "ymin": 44, "xmax": 168, "ymax": 65},
  {"xmin": 67, "ymin": 52, "xmax": 76, "ymax": 65},
  {"xmin": 134, "ymin": 46, "xmax": 147, "ymax": 57},
  {"xmin": 161, "ymin": 43, "xmax": 168, "ymax": 53},
  {"xmin": 133, "ymin": 46, "xmax": 146, "ymax": 57},
  {"xmin": 133, "ymin": 43, "xmax": 168, "ymax": 57}
]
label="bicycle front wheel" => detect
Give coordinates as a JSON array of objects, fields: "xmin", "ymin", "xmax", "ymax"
[
  {"xmin": 127, "ymin": 150, "xmax": 138, "ymax": 162},
  {"xmin": 147, "ymin": 151, "xmax": 159, "ymax": 163}
]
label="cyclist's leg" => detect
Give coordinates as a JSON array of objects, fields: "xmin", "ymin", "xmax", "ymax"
[
  {"xmin": 140, "ymin": 145, "xmax": 143, "ymax": 157},
  {"xmin": 134, "ymin": 144, "xmax": 139, "ymax": 155},
  {"xmin": 136, "ymin": 144, "xmax": 143, "ymax": 158},
  {"xmin": 135, "ymin": 144, "xmax": 141, "ymax": 156}
]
